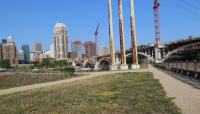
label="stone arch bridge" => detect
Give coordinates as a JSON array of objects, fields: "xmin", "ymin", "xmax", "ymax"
[{"xmin": 68, "ymin": 38, "xmax": 200, "ymax": 70}]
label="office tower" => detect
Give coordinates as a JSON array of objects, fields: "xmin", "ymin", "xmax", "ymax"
[
  {"xmin": 53, "ymin": 23, "xmax": 68, "ymax": 60},
  {"xmin": 2, "ymin": 36, "xmax": 18, "ymax": 64},
  {"xmin": 50, "ymin": 44, "xmax": 54, "ymax": 58},
  {"xmin": 100, "ymin": 45, "xmax": 109, "ymax": 56},
  {"xmin": 22, "ymin": 44, "xmax": 30, "ymax": 63},
  {"xmin": 67, "ymin": 52, "xmax": 75, "ymax": 59},
  {"xmin": 71, "ymin": 40, "xmax": 83, "ymax": 59},
  {"xmin": 2, "ymin": 39, "xmax": 7, "ymax": 44},
  {"xmin": 6, "ymin": 36, "xmax": 14, "ymax": 44},
  {"xmin": 30, "ymin": 51, "xmax": 42, "ymax": 63},
  {"xmin": 18, "ymin": 50, "xmax": 25, "ymax": 63},
  {"xmin": 0, "ymin": 44, "xmax": 2, "ymax": 61},
  {"xmin": 39, "ymin": 50, "xmax": 50, "ymax": 60},
  {"xmin": 32, "ymin": 43, "xmax": 42, "ymax": 52},
  {"xmin": 84, "ymin": 41, "xmax": 96, "ymax": 59}
]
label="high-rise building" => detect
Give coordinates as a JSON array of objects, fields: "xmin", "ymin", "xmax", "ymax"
[
  {"xmin": 100, "ymin": 45, "xmax": 109, "ymax": 56},
  {"xmin": 71, "ymin": 40, "xmax": 83, "ymax": 59},
  {"xmin": 30, "ymin": 51, "xmax": 42, "ymax": 63},
  {"xmin": 30, "ymin": 43, "xmax": 42, "ymax": 63},
  {"xmin": 0, "ymin": 44, "xmax": 2, "ymax": 61},
  {"xmin": 50, "ymin": 44, "xmax": 54, "ymax": 58},
  {"xmin": 53, "ymin": 23, "xmax": 68, "ymax": 60},
  {"xmin": 2, "ymin": 39, "xmax": 7, "ymax": 44},
  {"xmin": 2, "ymin": 36, "xmax": 18, "ymax": 64},
  {"xmin": 32, "ymin": 43, "xmax": 42, "ymax": 52},
  {"xmin": 18, "ymin": 50, "xmax": 25, "ymax": 63},
  {"xmin": 68, "ymin": 52, "xmax": 77, "ymax": 59},
  {"xmin": 84, "ymin": 41, "xmax": 96, "ymax": 59},
  {"xmin": 22, "ymin": 44, "xmax": 30, "ymax": 63},
  {"xmin": 39, "ymin": 50, "xmax": 50, "ymax": 60}
]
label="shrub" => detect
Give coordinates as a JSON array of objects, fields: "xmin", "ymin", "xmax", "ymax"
[
  {"xmin": 63, "ymin": 67, "xmax": 75, "ymax": 76},
  {"xmin": 0, "ymin": 59, "xmax": 11, "ymax": 69}
]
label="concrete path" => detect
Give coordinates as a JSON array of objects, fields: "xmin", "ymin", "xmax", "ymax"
[
  {"xmin": 150, "ymin": 65, "xmax": 200, "ymax": 114},
  {"xmin": 0, "ymin": 69, "xmax": 149, "ymax": 96}
]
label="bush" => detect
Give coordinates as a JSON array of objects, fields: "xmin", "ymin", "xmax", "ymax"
[
  {"xmin": 63, "ymin": 67, "xmax": 75, "ymax": 76},
  {"xmin": 0, "ymin": 59, "xmax": 11, "ymax": 69}
]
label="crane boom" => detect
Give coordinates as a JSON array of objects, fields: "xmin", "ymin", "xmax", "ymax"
[{"xmin": 94, "ymin": 23, "xmax": 100, "ymax": 58}]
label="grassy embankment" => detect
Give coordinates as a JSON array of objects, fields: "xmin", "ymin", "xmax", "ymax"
[
  {"xmin": 0, "ymin": 72, "xmax": 181, "ymax": 114},
  {"xmin": 0, "ymin": 73, "xmax": 84, "ymax": 90}
]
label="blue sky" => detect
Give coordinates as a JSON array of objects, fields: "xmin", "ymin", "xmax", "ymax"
[{"xmin": 0, "ymin": 0, "xmax": 199, "ymax": 51}]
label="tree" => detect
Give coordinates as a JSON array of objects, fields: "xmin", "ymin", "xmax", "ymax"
[
  {"xmin": 42, "ymin": 58, "xmax": 50, "ymax": 67},
  {"xmin": 63, "ymin": 67, "xmax": 75, "ymax": 76},
  {"xmin": 0, "ymin": 59, "xmax": 11, "ymax": 69},
  {"xmin": 57, "ymin": 60, "xmax": 67, "ymax": 68}
]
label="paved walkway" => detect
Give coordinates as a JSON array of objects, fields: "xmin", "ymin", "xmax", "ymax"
[
  {"xmin": 150, "ymin": 65, "xmax": 200, "ymax": 114},
  {"xmin": 0, "ymin": 69, "xmax": 149, "ymax": 96}
]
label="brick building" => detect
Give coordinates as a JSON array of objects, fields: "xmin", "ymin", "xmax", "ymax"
[
  {"xmin": 0, "ymin": 36, "xmax": 18, "ymax": 64},
  {"xmin": 2, "ymin": 43, "xmax": 18, "ymax": 64},
  {"xmin": 84, "ymin": 41, "xmax": 96, "ymax": 59}
]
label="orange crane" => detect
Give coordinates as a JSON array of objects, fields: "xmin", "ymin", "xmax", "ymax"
[
  {"xmin": 94, "ymin": 23, "xmax": 100, "ymax": 58},
  {"xmin": 153, "ymin": 0, "xmax": 160, "ymax": 45}
]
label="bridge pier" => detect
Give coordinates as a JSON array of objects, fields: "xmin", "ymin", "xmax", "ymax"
[
  {"xmin": 94, "ymin": 62, "xmax": 100, "ymax": 71},
  {"xmin": 120, "ymin": 64, "xmax": 128, "ymax": 70},
  {"xmin": 110, "ymin": 64, "xmax": 118, "ymax": 71},
  {"xmin": 131, "ymin": 64, "xmax": 140, "ymax": 69},
  {"xmin": 155, "ymin": 46, "xmax": 162, "ymax": 63}
]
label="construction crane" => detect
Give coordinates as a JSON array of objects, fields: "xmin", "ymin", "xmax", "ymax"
[
  {"xmin": 94, "ymin": 23, "xmax": 100, "ymax": 58},
  {"xmin": 153, "ymin": 0, "xmax": 160, "ymax": 46}
]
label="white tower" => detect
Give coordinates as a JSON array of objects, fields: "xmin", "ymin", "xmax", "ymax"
[{"xmin": 53, "ymin": 23, "xmax": 68, "ymax": 60}]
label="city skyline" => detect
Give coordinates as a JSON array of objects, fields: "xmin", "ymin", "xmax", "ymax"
[
  {"xmin": 0, "ymin": 1, "xmax": 200, "ymax": 113},
  {"xmin": 0, "ymin": 0, "xmax": 200, "ymax": 51}
]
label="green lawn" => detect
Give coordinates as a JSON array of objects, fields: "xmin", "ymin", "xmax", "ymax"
[{"xmin": 0, "ymin": 72, "xmax": 182, "ymax": 114}]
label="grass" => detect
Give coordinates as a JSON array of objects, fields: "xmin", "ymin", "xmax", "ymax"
[
  {"xmin": 0, "ymin": 72, "xmax": 182, "ymax": 114},
  {"xmin": 0, "ymin": 73, "xmax": 85, "ymax": 90}
]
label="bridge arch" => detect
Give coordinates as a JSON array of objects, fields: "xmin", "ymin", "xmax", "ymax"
[
  {"xmin": 75, "ymin": 61, "xmax": 84, "ymax": 67},
  {"xmin": 83, "ymin": 59, "xmax": 95, "ymax": 68},
  {"xmin": 98, "ymin": 57, "xmax": 110, "ymax": 64},
  {"xmin": 98, "ymin": 57, "xmax": 110, "ymax": 71},
  {"xmin": 161, "ymin": 42, "xmax": 200, "ymax": 62},
  {"xmin": 126, "ymin": 52, "xmax": 155, "ymax": 62}
]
